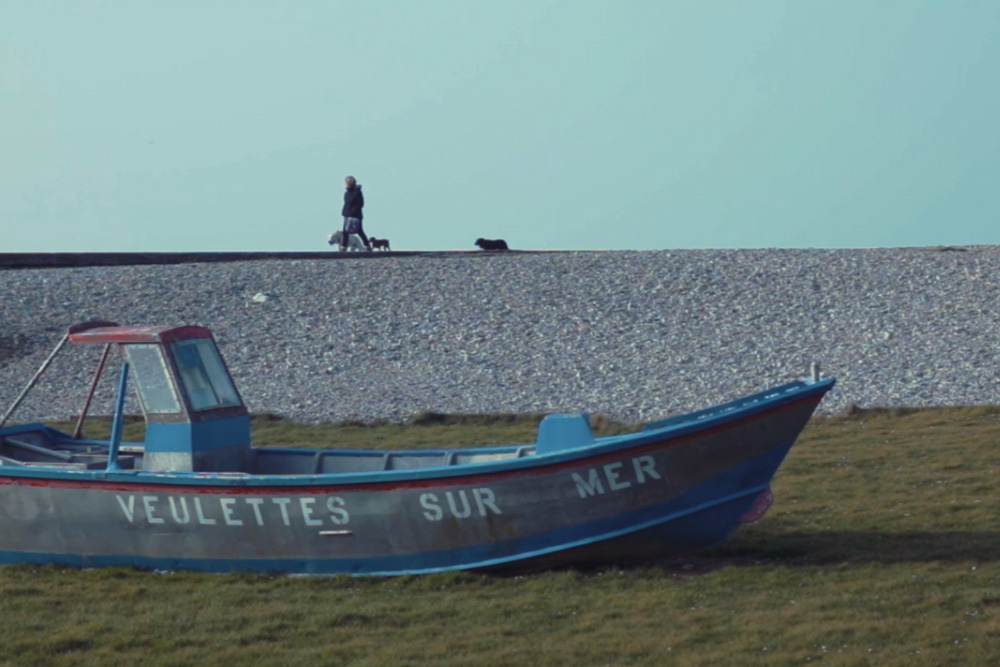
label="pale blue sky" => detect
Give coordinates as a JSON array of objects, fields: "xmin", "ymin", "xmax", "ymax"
[{"xmin": 2, "ymin": 0, "xmax": 998, "ymax": 252}]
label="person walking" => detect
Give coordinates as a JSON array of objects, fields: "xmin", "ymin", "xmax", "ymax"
[{"xmin": 341, "ymin": 175, "xmax": 371, "ymax": 251}]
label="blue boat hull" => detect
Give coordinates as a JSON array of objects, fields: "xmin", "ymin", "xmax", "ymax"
[{"xmin": 0, "ymin": 379, "xmax": 831, "ymax": 575}]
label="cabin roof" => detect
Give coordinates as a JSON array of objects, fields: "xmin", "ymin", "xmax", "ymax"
[{"xmin": 67, "ymin": 322, "xmax": 214, "ymax": 345}]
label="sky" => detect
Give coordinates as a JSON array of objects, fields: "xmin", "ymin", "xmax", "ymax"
[{"xmin": 2, "ymin": 0, "xmax": 999, "ymax": 252}]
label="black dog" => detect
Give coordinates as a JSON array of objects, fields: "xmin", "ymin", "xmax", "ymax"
[
  {"xmin": 475, "ymin": 238, "xmax": 509, "ymax": 251},
  {"xmin": 371, "ymin": 237, "xmax": 391, "ymax": 251}
]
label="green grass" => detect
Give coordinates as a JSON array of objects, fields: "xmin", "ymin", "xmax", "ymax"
[{"xmin": 5, "ymin": 407, "xmax": 1000, "ymax": 666}]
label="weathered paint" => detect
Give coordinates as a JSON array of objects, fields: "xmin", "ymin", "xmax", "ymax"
[{"xmin": 0, "ymin": 383, "xmax": 831, "ymax": 575}]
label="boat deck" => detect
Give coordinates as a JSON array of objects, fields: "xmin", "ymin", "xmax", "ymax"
[{"xmin": 0, "ymin": 429, "xmax": 137, "ymax": 470}]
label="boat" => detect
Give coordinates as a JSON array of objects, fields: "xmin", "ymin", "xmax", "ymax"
[{"xmin": 0, "ymin": 321, "xmax": 834, "ymax": 575}]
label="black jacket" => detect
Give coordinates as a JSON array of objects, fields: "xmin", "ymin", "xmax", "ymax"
[{"xmin": 342, "ymin": 185, "xmax": 364, "ymax": 219}]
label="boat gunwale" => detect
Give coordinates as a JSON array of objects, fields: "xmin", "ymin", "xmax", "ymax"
[{"xmin": 0, "ymin": 378, "xmax": 834, "ymax": 489}]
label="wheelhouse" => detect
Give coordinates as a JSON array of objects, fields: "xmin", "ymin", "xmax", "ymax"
[
  {"xmin": 0, "ymin": 321, "xmax": 253, "ymax": 472},
  {"xmin": 68, "ymin": 324, "xmax": 246, "ymax": 421}
]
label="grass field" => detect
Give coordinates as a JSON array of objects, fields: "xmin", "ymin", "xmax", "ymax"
[{"xmin": 1, "ymin": 407, "xmax": 999, "ymax": 666}]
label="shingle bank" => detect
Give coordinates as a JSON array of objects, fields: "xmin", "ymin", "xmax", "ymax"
[{"xmin": 2, "ymin": 248, "xmax": 997, "ymax": 424}]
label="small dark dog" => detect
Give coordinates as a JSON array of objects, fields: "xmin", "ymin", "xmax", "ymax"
[
  {"xmin": 475, "ymin": 237, "xmax": 509, "ymax": 251},
  {"xmin": 371, "ymin": 237, "xmax": 391, "ymax": 251}
]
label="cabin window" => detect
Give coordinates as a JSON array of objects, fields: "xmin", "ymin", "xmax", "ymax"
[
  {"xmin": 123, "ymin": 344, "xmax": 182, "ymax": 414},
  {"xmin": 172, "ymin": 339, "xmax": 242, "ymax": 411}
]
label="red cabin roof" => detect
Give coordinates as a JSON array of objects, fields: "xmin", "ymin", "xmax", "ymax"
[{"xmin": 68, "ymin": 323, "xmax": 214, "ymax": 345}]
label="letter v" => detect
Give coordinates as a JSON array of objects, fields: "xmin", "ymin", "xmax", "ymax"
[{"xmin": 116, "ymin": 495, "xmax": 135, "ymax": 522}]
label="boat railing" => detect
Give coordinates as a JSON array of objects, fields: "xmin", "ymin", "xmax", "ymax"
[
  {"xmin": 0, "ymin": 321, "xmax": 119, "ymax": 430},
  {"xmin": 642, "ymin": 379, "xmax": 817, "ymax": 433}
]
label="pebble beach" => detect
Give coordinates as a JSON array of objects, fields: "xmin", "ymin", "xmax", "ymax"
[{"xmin": 1, "ymin": 247, "xmax": 998, "ymax": 425}]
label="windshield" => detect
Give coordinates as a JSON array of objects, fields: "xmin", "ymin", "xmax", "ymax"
[
  {"xmin": 171, "ymin": 339, "xmax": 242, "ymax": 411},
  {"xmin": 123, "ymin": 344, "xmax": 182, "ymax": 414}
]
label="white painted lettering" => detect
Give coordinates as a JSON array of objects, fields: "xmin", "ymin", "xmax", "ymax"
[
  {"xmin": 169, "ymin": 496, "xmax": 190, "ymax": 524},
  {"xmin": 194, "ymin": 498, "xmax": 217, "ymax": 525},
  {"xmin": 118, "ymin": 493, "xmax": 364, "ymax": 529},
  {"xmin": 326, "ymin": 497, "xmax": 350, "ymax": 525},
  {"xmin": 633, "ymin": 455, "xmax": 661, "ymax": 483},
  {"xmin": 420, "ymin": 493, "xmax": 443, "ymax": 521},
  {"xmin": 142, "ymin": 495, "xmax": 165, "ymax": 524},
  {"xmin": 446, "ymin": 490, "xmax": 472, "ymax": 518},
  {"xmin": 473, "ymin": 487, "xmax": 502, "ymax": 516},
  {"xmin": 572, "ymin": 470, "xmax": 606, "ymax": 498},
  {"xmin": 299, "ymin": 497, "xmax": 323, "ymax": 526},
  {"xmin": 272, "ymin": 497, "xmax": 292, "ymax": 526},
  {"xmin": 220, "ymin": 498, "xmax": 243, "ymax": 526},
  {"xmin": 245, "ymin": 497, "xmax": 265, "ymax": 526},
  {"xmin": 116, "ymin": 495, "xmax": 135, "ymax": 522},
  {"xmin": 604, "ymin": 462, "xmax": 631, "ymax": 491}
]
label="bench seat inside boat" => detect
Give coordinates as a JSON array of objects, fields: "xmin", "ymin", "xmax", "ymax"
[{"xmin": 252, "ymin": 445, "xmax": 536, "ymax": 475}]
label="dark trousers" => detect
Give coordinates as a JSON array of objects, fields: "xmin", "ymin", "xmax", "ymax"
[{"xmin": 342, "ymin": 218, "xmax": 371, "ymax": 249}]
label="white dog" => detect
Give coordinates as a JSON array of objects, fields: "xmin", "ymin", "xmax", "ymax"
[{"xmin": 327, "ymin": 231, "xmax": 366, "ymax": 251}]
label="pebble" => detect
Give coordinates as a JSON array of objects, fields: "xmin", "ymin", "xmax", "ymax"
[{"xmin": 1, "ymin": 247, "xmax": 998, "ymax": 424}]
